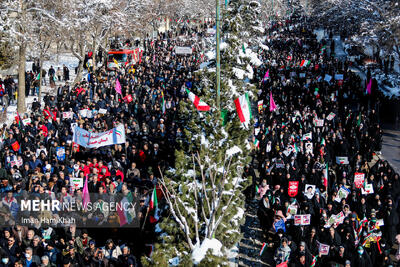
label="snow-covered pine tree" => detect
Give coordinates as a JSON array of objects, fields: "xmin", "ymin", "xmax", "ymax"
[{"xmin": 142, "ymin": 0, "xmax": 264, "ymax": 266}]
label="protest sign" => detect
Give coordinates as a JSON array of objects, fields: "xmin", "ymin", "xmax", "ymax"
[
  {"xmin": 304, "ymin": 184, "xmax": 315, "ymax": 199},
  {"xmin": 354, "ymin": 173, "xmax": 365, "ymax": 188},
  {"xmin": 22, "ymin": 118, "xmax": 31, "ymax": 126},
  {"xmin": 56, "ymin": 146, "xmax": 66, "ymax": 161},
  {"xmin": 274, "ymin": 219, "xmax": 286, "ymax": 232},
  {"xmin": 99, "ymin": 109, "xmax": 107, "ymax": 115},
  {"xmin": 287, "ymin": 204, "xmax": 297, "ymax": 215},
  {"xmin": 314, "ymin": 118, "xmax": 324, "ymax": 127},
  {"xmin": 317, "ymin": 241, "xmax": 330, "ymax": 255},
  {"xmin": 288, "ymin": 181, "xmax": 299, "ymax": 197},
  {"xmin": 326, "ymin": 112, "xmax": 336, "ymax": 121},
  {"xmin": 335, "ymin": 74, "xmax": 344, "ymax": 80},
  {"xmin": 361, "ymin": 184, "xmax": 374, "ymax": 195},
  {"xmin": 324, "ymin": 74, "xmax": 332, "ymax": 82},
  {"xmin": 335, "ymin": 186, "xmax": 350, "ymax": 202},
  {"xmin": 336, "ymin": 156, "xmax": 349, "ymax": 164},
  {"xmin": 302, "ymin": 132, "xmax": 312, "ymax": 141},
  {"xmin": 276, "ymin": 159, "xmax": 285, "ymax": 169},
  {"xmin": 63, "ymin": 112, "xmax": 73, "ymax": 119},
  {"xmin": 294, "ymin": 214, "xmax": 311, "ymax": 226},
  {"xmin": 70, "ymin": 178, "xmax": 83, "ymax": 189},
  {"xmin": 175, "ymin": 46, "xmax": 193, "ymax": 55},
  {"xmin": 305, "ymin": 142, "xmax": 313, "ymax": 154}
]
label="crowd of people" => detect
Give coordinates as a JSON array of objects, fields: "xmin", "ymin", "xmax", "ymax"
[
  {"xmin": 0, "ymin": 20, "xmax": 212, "ymax": 266},
  {"xmin": 0, "ymin": 6, "xmax": 398, "ymax": 267},
  {"xmin": 253, "ymin": 14, "xmax": 398, "ymax": 267}
]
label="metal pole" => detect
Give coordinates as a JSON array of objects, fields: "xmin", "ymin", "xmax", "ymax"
[{"xmin": 216, "ymin": 0, "xmax": 221, "ymax": 112}]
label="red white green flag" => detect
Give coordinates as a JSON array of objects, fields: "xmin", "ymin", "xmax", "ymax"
[
  {"xmin": 149, "ymin": 187, "xmax": 159, "ymax": 223},
  {"xmin": 300, "ymin": 60, "xmax": 311, "ymax": 67},
  {"xmin": 185, "ymin": 89, "xmax": 210, "ymax": 111},
  {"xmin": 234, "ymin": 93, "xmax": 252, "ymax": 125}
]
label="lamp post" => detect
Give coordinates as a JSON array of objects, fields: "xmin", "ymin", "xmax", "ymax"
[{"xmin": 216, "ymin": 0, "xmax": 221, "ymax": 112}]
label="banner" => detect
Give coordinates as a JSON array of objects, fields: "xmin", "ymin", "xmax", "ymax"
[
  {"xmin": 294, "ymin": 214, "xmax": 311, "ymax": 226},
  {"xmin": 56, "ymin": 146, "xmax": 66, "ymax": 161},
  {"xmin": 288, "ymin": 181, "xmax": 299, "ymax": 197},
  {"xmin": 73, "ymin": 124, "xmax": 126, "ymax": 149},
  {"xmin": 354, "ymin": 173, "xmax": 365, "ymax": 188},
  {"xmin": 175, "ymin": 46, "xmax": 193, "ymax": 55}
]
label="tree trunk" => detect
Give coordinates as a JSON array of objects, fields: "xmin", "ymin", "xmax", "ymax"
[
  {"xmin": 56, "ymin": 42, "xmax": 61, "ymax": 64},
  {"xmin": 92, "ymin": 38, "xmax": 97, "ymax": 73},
  {"xmin": 73, "ymin": 60, "xmax": 83, "ymax": 86},
  {"xmin": 39, "ymin": 58, "xmax": 43, "ymax": 101},
  {"xmin": 17, "ymin": 43, "xmax": 26, "ymax": 113}
]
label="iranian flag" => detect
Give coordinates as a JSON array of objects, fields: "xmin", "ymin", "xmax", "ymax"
[
  {"xmin": 323, "ymin": 163, "xmax": 328, "ymax": 190},
  {"xmin": 234, "ymin": 93, "xmax": 252, "ymax": 124},
  {"xmin": 117, "ymin": 191, "xmax": 135, "ymax": 226},
  {"xmin": 149, "ymin": 187, "xmax": 159, "ymax": 223},
  {"xmin": 300, "ymin": 60, "xmax": 311, "ymax": 67},
  {"xmin": 185, "ymin": 89, "xmax": 210, "ymax": 111}
]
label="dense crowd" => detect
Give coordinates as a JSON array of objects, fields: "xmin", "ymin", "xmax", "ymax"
[
  {"xmin": 252, "ymin": 15, "xmax": 398, "ymax": 267},
  {"xmin": 0, "ymin": 9, "xmax": 398, "ymax": 267},
  {"xmin": 0, "ymin": 22, "xmax": 211, "ymax": 266}
]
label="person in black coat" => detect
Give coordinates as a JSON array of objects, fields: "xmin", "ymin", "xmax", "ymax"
[
  {"xmin": 351, "ymin": 246, "xmax": 373, "ymax": 267},
  {"xmin": 383, "ymin": 203, "xmax": 399, "ymax": 247}
]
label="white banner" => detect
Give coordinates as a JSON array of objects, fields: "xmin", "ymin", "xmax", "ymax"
[
  {"xmin": 73, "ymin": 124, "xmax": 126, "ymax": 148},
  {"xmin": 175, "ymin": 46, "xmax": 193, "ymax": 55}
]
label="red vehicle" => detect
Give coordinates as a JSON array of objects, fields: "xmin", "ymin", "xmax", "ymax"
[{"xmin": 107, "ymin": 48, "xmax": 142, "ymax": 70}]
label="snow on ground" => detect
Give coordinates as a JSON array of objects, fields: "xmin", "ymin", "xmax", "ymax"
[
  {"xmin": 3, "ymin": 53, "xmax": 84, "ymax": 126},
  {"xmin": 191, "ymin": 238, "xmax": 223, "ymax": 264}
]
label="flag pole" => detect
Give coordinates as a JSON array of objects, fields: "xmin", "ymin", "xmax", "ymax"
[{"xmin": 216, "ymin": 0, "xmax": 221, "ymax": 113}]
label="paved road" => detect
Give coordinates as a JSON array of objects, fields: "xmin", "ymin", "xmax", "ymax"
[{"xmin": 381, "ymin": 124, "xmax": 400, "ymax": 174}]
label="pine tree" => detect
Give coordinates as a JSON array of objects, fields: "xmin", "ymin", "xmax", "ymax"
[{"xmin": 142, "ymin": 0, "xmax": 264, "ymax": 266}]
